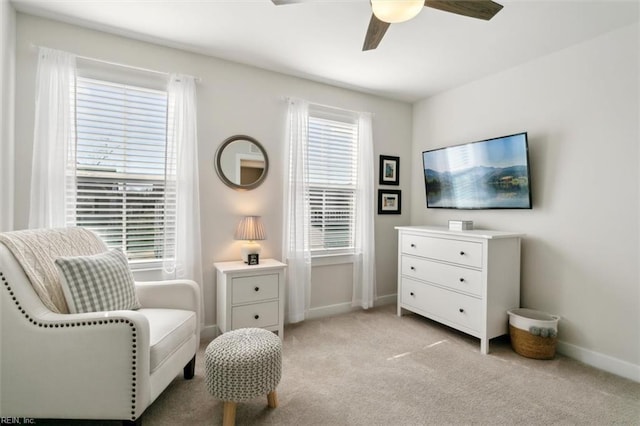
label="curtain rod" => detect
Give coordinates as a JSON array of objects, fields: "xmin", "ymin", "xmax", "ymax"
[
  {"xmin": 282, "ymin": 96, "xmax": 374, "ymax": 117},
  {"xmin": 31, "ymin": 44, "xmax": 202, "ymax": 83}
]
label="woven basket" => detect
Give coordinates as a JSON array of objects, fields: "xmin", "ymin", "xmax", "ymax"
[
  {"xmin": 507, "ymin": 308, "xmax": 559, "ymax": 360},
  {"xmin": 509, "ymin": 325, "xmax": 557, "ymax": 359}
]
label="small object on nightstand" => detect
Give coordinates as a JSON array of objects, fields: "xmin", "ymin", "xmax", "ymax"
[
  {"xmin": 248, "ymin": 253, "xmax": 259, "ymax": 265},
  {"xmin": 448, "ymin": 220, "xmax": 473, "ymax": 231}
]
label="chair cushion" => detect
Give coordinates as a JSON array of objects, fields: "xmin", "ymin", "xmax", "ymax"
[
  {"xmin": 55, "ymin": 249, "xmax": 141, "ymax": 313},
  {"xmin": 138, "ymin": 308, "xmax": 197, "ymax": 373}
]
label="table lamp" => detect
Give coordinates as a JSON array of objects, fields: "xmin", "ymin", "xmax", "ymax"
[{"xmin": 234, "ymin": 216, "xmax": 266, "ymax": 263}]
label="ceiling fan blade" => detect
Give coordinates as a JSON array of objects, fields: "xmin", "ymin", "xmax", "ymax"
[
  {"xmin": 424, "ymin": 0, "xmax": 503, "ymax": 20},
  {"xmin": 363, "ymin": 14, "xmax": 391, "ymax": 51},
  {"xmin": 271, "ymin": 0, "xmax": 307, "ymax": 5}
]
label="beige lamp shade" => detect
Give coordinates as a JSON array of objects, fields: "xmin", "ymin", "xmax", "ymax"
[
  {"xmin": 234, "ymin": 216, "xmax": 266, "ymax": 241},
  {"xmin": 235, "ymin": 216, "xmax": 266, "ymax": 263}
]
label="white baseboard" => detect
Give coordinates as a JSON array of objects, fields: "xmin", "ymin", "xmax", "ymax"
[
  {"xmin": 202, "ymin": 295, "xmax": 399, "ymax": 340},
  {"xmin": 306, "ymin": 294, "xmax": 398, "ymax": 321},
  {"xmin": 306, "ymin": 301, "xmax": 359, "ymax": 320},
  {"xmin": 375, "ymin": 293, "xmax": 397, "ymax": 307},
  {"xmin": 200, "ymin": 324, "xmax": 218, "ymax": 343},
  {"xmin": 557, "ymin": 340, "xmax": 640, "ymax": 382}
]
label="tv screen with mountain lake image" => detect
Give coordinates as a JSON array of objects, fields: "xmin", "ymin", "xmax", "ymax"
[{"xmin": 423, "ymin": 132, "xmax": 532, "ymax": 209}]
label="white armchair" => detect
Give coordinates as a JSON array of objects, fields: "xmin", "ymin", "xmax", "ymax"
[{"xmin": 0, "ymin": 228, "xmax": 201, "ymax": 425}]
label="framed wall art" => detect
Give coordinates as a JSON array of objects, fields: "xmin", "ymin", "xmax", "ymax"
[
  {"xmin": 378, "ymin": 189, "xmax": 401, "ymax": 215},
  {"xmin": 379, "ymin": 155, "xmax": 400, "ymax": 185}
]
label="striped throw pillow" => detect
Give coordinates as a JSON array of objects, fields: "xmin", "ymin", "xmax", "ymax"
[{"xmin": 55, "ymin": 249, "xmax": 141, "ymax": 313}]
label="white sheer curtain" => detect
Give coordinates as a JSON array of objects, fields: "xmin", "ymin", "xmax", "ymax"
[
  {"xmin": 163, "ymin": 74, "xmax": 204, "ymax": 321},
  {"xmin": 0, "ymin": 4, "xmax": 15, "ymax": 232},
  {"xmin": 29, "ymin": 47, "xmax": 76, "ymax": 229},
  {"xmin": 352, "ymin": 112, "xmax": 377, "ymax": 308},
  {"xmin": 282, "ymin": 98, "xmax": 311, "ymax": 323}
]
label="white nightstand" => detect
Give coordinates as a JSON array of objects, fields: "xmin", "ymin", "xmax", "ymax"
[{"xmin": 214, "ymin": 259, "xmax": 286, "ymax": 338}]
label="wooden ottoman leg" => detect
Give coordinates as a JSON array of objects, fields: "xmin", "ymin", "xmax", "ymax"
[
  {"xmin": 267, "ymin": 390, "xmax": 278, "ymax": 408},
  {"xmin": 222, "ymin": 401, "xmax": 237, "ymax": 426}
]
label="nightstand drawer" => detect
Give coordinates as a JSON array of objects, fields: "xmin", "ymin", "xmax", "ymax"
[
  {"xmin": 232, "ymin": 301, "xmax": 279, "ymax": 329},
  {"xmin": 232, "ymin": 274, "xmax": 279, "ymax": 304}
]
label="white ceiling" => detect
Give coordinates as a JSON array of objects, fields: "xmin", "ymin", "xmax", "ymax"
[{"xmin": 10, "ymin": 0, "xmax": 640, "ymax": 102}]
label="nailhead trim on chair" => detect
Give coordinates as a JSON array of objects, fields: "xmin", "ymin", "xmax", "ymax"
[{"xmin": 0, "ymin": 271, "xmax": 139, "ymax": 422}]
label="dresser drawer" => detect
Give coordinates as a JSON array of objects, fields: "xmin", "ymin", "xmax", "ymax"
[
  {"xmin": 232, "ymin": 274, "xmax": 279, "ymax": 304},
  {"xmin": 401, "ymin": 278, "xmax": 481, "ymax": 333},
  {"xmin": 401, "ymin": 234, "xmax": 482, "ymax": 268},
  {"xmin": 401, "ymin": 256, "xmax": 483, "ymax": 297},
  {"xmin": 232, "ymin": 300, "xmax": 279, "ymax": 329}
]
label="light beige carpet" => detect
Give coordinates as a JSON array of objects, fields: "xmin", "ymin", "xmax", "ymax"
[{"xmin": 39, "ymin": 304, "xmax": 640, "ymax": 425}]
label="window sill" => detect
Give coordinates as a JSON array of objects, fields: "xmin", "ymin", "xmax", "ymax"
[
  {"xmin": 311, "ymin": 253, "xmax": 357, "ymax": 266},
  {"xmin": 128, "ymin": 259, "xmax": 163, "ymax": 272}
]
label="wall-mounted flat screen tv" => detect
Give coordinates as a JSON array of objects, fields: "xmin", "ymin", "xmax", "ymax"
[{"xmin": 423, "ymin": 132, "xmax": 532, "ymax": 209}]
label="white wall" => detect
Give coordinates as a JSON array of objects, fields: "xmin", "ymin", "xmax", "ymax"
[
  {"xmin": 0, "ymin": 0, "xmax": 15, "ymax": 232},
  {"xmin": 412, "ymin": 24, "xmax": 639, "ymax": 379},
  {"xmin": 13, "ymin": 14, "xmax": 413, "ymax": 331}
]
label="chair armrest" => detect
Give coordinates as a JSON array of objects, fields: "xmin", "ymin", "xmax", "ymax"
[
  {"xmin": 135, "ymin": 280, "xmax": 201, "ymax": 336},
  {"xmin": 135, "ymin": 280, "xmax": 200, "ymax": 313}
]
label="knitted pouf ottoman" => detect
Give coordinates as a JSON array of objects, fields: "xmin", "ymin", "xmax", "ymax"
[{"xmin": 205, "ymin": 328, "xmax": 282, "ymax": 426}]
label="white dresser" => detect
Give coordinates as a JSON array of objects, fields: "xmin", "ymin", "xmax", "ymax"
[
  {"xmin": 214, "ymin": 259, "xmax": 286, "ymax": 338},
  {"xmin": 395, "ymin": 226, "xmax": 523, "ymax": 354}
]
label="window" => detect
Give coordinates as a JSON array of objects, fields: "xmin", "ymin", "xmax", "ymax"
[
  {"xmin": 283, "ymin": 98, "xmax": 375, "ymax": 311},
  {"xmin": 307, "ymin": 106, "xmax": 359, "ymax": 255},
  {"xmin": 67, "ymin": 76, "xmax": 174, "ymax": 264}
]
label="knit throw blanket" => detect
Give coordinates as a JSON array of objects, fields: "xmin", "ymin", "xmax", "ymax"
[{"xmin": 0, "ymin": 227, "xmax": 107, "ymax": 313}]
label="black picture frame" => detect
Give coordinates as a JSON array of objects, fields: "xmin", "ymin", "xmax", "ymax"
[
  {"xmin": 247, "ymin": 253, "xmax": 260, "ymax": 265},
  {"xmin": 378, "ymin": 189, "xmax": 402, "ymax": 215},
  {"xmin": 379, "ymin": 155, "xmax": 400, "ymax": 185}
]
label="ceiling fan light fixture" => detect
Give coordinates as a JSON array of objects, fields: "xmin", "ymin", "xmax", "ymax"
[{"xmin": 371, "ymin": 0, "xmax": 424, "ymax": 24}]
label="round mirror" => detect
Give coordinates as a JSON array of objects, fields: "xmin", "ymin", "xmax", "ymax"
[{"xmin": 214, "ymin": 135, "xmax": 269, "ymax": 190}]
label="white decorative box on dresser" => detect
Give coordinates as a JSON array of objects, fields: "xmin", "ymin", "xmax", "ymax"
[
  {"xmin": 395, "ymin": 226, "xmax": 523, "ymax": 354},
  {"xmin": 214, "ymin": 259, "xmax": 286, "ymax": 338}
]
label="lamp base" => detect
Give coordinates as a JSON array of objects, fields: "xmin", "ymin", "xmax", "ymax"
[{"xmin": 241, "ymin": 241, "xmax": 261, "ymax": 263}]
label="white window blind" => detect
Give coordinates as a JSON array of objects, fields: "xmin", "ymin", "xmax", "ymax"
[
  {"xmin": 307, "ymin": 107, "xmax": 359, "ymax": 255},
  {"xmin": 67, "ymin": 76, "xmax": 174, "ymax": 262}
]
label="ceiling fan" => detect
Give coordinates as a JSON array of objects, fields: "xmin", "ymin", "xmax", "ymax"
[{"xmin": 271, "ymin": 0, "xmax": 504, "ymax": 51}]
